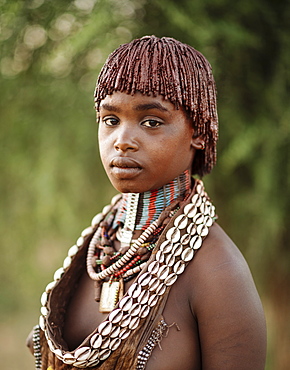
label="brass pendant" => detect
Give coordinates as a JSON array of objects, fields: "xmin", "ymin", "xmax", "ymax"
[{"xmin": 99, "ymin": 281, "xmax": 120, "ymax": 313}]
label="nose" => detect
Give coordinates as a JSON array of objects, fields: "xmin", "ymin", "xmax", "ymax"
[{"xmin": 114, "ymin": 126, "xmax": 138, "ymax": 152}]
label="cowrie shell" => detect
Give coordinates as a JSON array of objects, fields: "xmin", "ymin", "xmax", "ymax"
[
  {"xmin": 87, "ymin": 351, "xmax": 100, "ymax": 365},
  {"xmin": 181, "ymin": 247, "xmax": 194, "ymax": 262},
  {"xmin": 109, "ymin": 338, "xmax": 121, "ymax": 351},
  {"xmin": 159, "ymin": 240, "xmax": 173, "ymax": 253},
  {"xmin": 138, "ymin": 272, "xmax": 151, "ymax": 286},
  {"xmin": 137, "ymin": 289, "xmax": 150, "ymax": 304},
  {"xmin": 119, "ymin": 296, "xmax": 133, "ymax": 311},
  {"xmin": 110, "ymin": 326, "xmax": 121, "ymax": 338},
  {"xmin": 148, "ymin": 277, "xmax": 160, "ymax": 291},
  {"xmin": 193, "ymin": 214, "xmax": 204, "ymax": 225},
  {"xmin": 140, "ymin": 305, "xmax": 150, "ymax": 318},
  {"xmin": 75, "ymin": 346, "xmax": 91, "ymax": 361},
  {"xmin": 54, "ymin": 349, "xmax": 63, "ymax": 358},
  {"xmin": 157, "ymin": 265, "xmax": 170, "ymax": 280},
  {"xmin": 129, "ymin": 316, "xmax": 140, "ymax": 330},
  {"xmin": 174, "ymin": 214, "xmax": 188, "ymax": 229},
  {"xmin": 99, "ymin": 348, "xmax": 111, "ymax": 361},
  {"xmin": 196, "ymin": 182, "xmax": 203, "ymax": 194},
  {"xmin": 47, "ymin": 339, "xmax": 55, "ymax": 352},
  {"xmin": 190, "ymin": 235, "xmax": 203, "ymax": 250},
  {"xmin": 127, "ymin": 283, "xmax": 142, "ymax": 298},
  {"xmin": 128, "ymin": 303, "xmax": 141, "ymax": 317},
  {"xmin": 191, "ymin": 194, "xmax": 202, "ymax": 207},
  {"xmin": 197, "ymin": 224, "xmax": 209, "ymax": 237},
  {"xmin": 184, "ymin": 203, "xmax": 197, "ymax": 218},
  {"xmin": 199, "ymin": 202, "xmax": 206, "ymax": 214},
  {"xmin": 90, "ymin": 333, "xmax": 102, "ymax": 348},
  {"xmin": 164, "ymin": 273, "xmax": 178, "ymax": 286},
  {"xmin": 101, "ymin": 337, "xmax": 110, "ymax": 349},
  {"xmin": 108, "ymin": 308, "xmax": 123, "ymax": 324},
  {"xmin": 147, "ymin": 261, "xmax": 160, "ymax": 275},
  {"xmin": 73, "ymin": 360, "xmax": 87, "ymax": 367},
  {"xmin": 98, "ymin": 321, "xmax": 112, "ymax": 336},
  {"xmin": 172, "ymin": 243, "xmax": 183, "ymax": 256},
  {"xmin": 166, "ymin": 227, "xmax": 180, "ymax": 242},
  {"xmin": 165, "ymin": 253, "xmax": 175, "ymax": 266},
  {"xmin": 155, "ymin": 250, "xmax": 165, "ymax": 263},
  {"xmin": 148, "ymin": 294, "xmax": 158, "ymax": 306},
  {"xmin": 111, "ymin": 193, "xmax": 122, "ymax": 206},
  {"xmin": 120, "ymin": 314, "xmax": 131, "ymax": 327},
  {"xmin": 180, "ymin": 233, "xmax": 191, "ymax": 245},
  {"xmin": 187, "ymin": 223, "xmax": 197, "ymax": 235},
  {"xmin": 119, "ymin": 327, "xmax": 130, "ymax": 339},
  {"xmin": 63, "ymin": 353, "xmax": 75, "ymax": 364},
  {"xmin": 204, "ymin": 215, "xmax": 213, "ymax": 227},
  {"xmin": 156, "ymin": 283, "xmax": 167, "ymax": 296},
  {"xmin": 173, "ymin": 260, "xmax": 185, "ymax": 275}
]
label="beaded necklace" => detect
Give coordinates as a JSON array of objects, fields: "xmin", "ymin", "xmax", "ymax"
[{"xmin": 86, "ymin": 171, "xmax": 191, "ymax": 312}]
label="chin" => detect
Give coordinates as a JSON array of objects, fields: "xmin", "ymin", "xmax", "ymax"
[
  {"xmin": 110, "ymin": 180, "xmax": 150, "ymax": 194},
  {"xmin": 113, "ymin": 184, "xmax": 145, "ymax": 194}
]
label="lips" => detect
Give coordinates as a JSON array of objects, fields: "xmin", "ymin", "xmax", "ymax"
[{"xmin": 109, "ymin": 157, "xmax": 142, "ymax": 179}]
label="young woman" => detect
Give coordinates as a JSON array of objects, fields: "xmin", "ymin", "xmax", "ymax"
[{"xmin": 27, "ymin": 36, "xmax": 267, "ymax": 369}]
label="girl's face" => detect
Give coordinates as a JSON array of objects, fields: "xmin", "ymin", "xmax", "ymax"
[{"xmin": 98, "ymin": 91, "xmax": 203, "ymax": 193}]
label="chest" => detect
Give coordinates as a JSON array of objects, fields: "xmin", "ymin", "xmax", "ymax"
[{"xmin": 63, "ymin": 269, "xmax": 201, "ymax": 369}]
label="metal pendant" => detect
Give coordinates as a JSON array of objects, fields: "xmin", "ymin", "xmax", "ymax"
[{"xmin": 99, "ymin": 281, "xmax": 120, "ymax": 313}]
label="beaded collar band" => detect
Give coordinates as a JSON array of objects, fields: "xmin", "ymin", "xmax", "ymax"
[
  {"xmin": 35, "ymin": 179, "xmax": 216, "ymax": 369},
  {"xmin": 113, "ymin": 170, "xmax": 191, "ymax": 231}
]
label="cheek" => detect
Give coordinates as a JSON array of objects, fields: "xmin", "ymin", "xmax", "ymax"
[{"xmin": 98, "ymin": 131, "xmax": 109, "ymax": 156}]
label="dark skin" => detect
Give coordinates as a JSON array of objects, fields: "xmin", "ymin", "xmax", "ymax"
[
  {"xmin": 63, "ymin": 224, "xmax": 266, "ymax": 369},
  {"xmin": 28, "ymin": 92, "xmax": 267, "ymax": 368}
]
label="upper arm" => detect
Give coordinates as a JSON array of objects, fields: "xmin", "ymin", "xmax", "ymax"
[{"xmin": 190, "ymin": 224, "xmax": 267, "ymax": 369}]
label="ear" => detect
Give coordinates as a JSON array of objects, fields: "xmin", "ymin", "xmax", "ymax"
[{"xmin": 191, "ymin": 135, "xmax": 205, "ymax": 150}]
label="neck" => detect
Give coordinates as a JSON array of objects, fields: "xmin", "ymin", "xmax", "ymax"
[{"xmin": 114, "ymin": 170, "xmax": 191, "ymax": 232}]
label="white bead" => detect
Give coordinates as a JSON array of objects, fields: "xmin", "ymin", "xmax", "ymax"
[
  {"xmin": 76, "ymin": 236, "xmax": 84, "ymax": 247},
  {"xmin": 53, "ymin": 267, "xmax": 64, "ymax": 281},
  {"xmin": 102, "ymin": 205, "xmax": 111, "ymax": 215},
  {"xmin": 45, "ymin": 280, "xmax": 57, "ymax": 293},
  {"xmin": 81, "ymin": 226, "xmax": 93, "ymax": 237},
  {"xmin": 40, "ymin": 291, "xmax": 48, "ymax": 306},
  {"xmin": 63, "ymin": 256, "xmax": 72, "ymax": 269},
  {"xmin": 68, "ymin": 244, "xmax": 78, "ymax": 257},
  {"xmin": 40, "ymin": 306, "xmax": 48, "ymax": 316},
  {"xmin": 91, "ymin": 213, "xmax": 103, "ymax": 227},
  {"xmin": 39, "ymin": 315, "xmax": 45, "ymax": 330}
]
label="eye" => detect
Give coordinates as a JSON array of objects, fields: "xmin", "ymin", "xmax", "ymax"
[
  {"xmin": 141, "ymin": 119, "xmax": 162, "ymax": 128},
  {"xmin": 102, "ymin": 117, "xmax": 119, "ymax": 126}
]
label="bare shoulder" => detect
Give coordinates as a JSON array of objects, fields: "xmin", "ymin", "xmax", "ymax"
[
  {"xmin": 186, "ymin": 222, "xmax": 267, "ymax": 369},
  {"xmin": 189, "ymin": 222, "xmax": 255, "ymax": 289}
]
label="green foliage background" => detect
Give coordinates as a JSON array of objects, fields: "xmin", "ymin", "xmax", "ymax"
[{"xmin": 1, "ymin": 0, "xmax": 289, "ymax": 368}]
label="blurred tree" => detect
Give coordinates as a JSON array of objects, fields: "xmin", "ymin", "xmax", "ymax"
[{"xmin": 0, "ymin": 0, "xmax": 289, "ymax": 368}]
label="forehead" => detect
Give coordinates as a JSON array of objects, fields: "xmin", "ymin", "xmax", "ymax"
[{"xmin": 98, "ymin": 91, "xmax": 183, "ymax": 115}]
